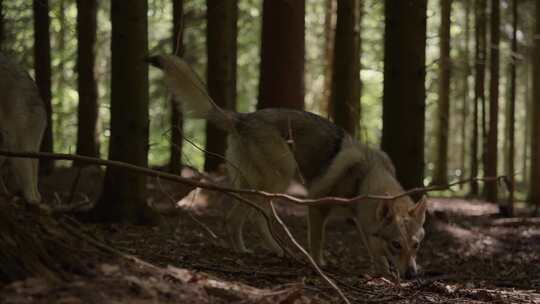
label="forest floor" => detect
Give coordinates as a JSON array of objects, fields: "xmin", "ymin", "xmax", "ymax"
[{"xmin": 1, "ymin": 166, "xmax": 540, "ymax": 303}]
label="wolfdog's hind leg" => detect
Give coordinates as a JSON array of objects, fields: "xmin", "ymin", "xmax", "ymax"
[
  {"xmin": 253, "ymin": 204, "xmax": 284, "ymax": 256},
  {"xmin": 226, "ymin": 200, "xmax": 252, "ymax": 253}
]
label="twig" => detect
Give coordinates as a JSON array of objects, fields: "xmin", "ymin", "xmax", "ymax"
[
  {"xmin": 269, "ymin": 201, "xmax": 352, "ymax": 304},
  {"xmin": 0, "ymin": 150, "xmax": 511, "ymax": 208}
]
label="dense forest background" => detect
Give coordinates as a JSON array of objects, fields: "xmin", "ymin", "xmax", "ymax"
[
  {"xmin": 1, "ymin": 0, "xmax": 539, "ymax": 206},
  {"xmin": 1, "ymin": 1, "xmax": 540, "ymax": 303}
]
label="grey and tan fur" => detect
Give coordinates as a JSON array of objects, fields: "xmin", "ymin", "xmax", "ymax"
[
  {"xmin": 149, "ymin": 54, "xmax": 427, "ymax": 279},
  {"xmin": 0, "ymin": 53, "xmax": 46, "ymax": 203}
]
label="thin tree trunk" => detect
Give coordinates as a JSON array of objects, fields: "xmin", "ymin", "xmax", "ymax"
[
  {"xmin": 470, "ymin": 0, "xmax": 487, "ymax": 196},
  {"xmin": 92, "ymin": 0, "xmax": 158, "ymax": 224},
  {"xmin": 0, "ymin": 0, "xmax": 4, "ymax": 50},
  {"xmin": 330, "ymin": 0, "xmax": 361, "ymax": 137},
  {"xmin": 381, "ymin": 0, "xmax": 427, "ymax": 196},
  {"xmin": 205, "ymin": 0, "xmax": 238, "ymax": 172},
  {"xmin": 169, "ymin": 0, "xmax": 184, "ymax": 174},
  {"xmin": 320, "ymin": 0, "xmax": 337, "ymax": 116},
  {"xmin": 433, "ymin": 0, "xmax": 452, "ymax": 186},
  {"xmin": 257, "ymin": 0, "xmax": 305, "ymax": 110},
  {"xmin": 75, "ymin": 0, "xmax": 100, "ymax": 165},
  {"xmin": 523, "ymin": 50, "xmax": 531, "ymax": 187},
  {"xmin": 32, "ymin": 0, "xmax": 54, "ymax": 175},
  {"xmin": 460, "ymin": 0, "xmax": 471, "ymax": 189},
  {"xmin": 504, "ymin": 0, "xmax": 518, "ymax": 217},
  {"xmin": 485, "ymin": 0, "xmax": 500, "ymax": 203},
  {"xmin": 530, "ymin": 0, "xmax": 540, "ymax": 214}
]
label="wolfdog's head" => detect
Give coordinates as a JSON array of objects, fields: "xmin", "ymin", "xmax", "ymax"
[{"xmin": 370, "ymin": 196, "xmax": 427, "ymax": 279}]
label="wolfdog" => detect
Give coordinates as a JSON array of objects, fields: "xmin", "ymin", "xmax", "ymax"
[
  {"xmin": 149, "ymin": 55, "xmax": 427, "ymax": 279},
  {"xmin": 0, "ymin": 53, "xmax": 46, "ymax": 203}
]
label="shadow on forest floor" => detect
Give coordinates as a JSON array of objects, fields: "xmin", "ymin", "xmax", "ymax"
[{"xmin": 1, "ymin": 167, "xmax": 539, "ymax": 303}]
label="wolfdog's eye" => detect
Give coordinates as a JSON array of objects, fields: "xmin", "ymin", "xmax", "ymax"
[{"xmin": 391, "ymin": 240, "xmax": 401, "ymax": 250}]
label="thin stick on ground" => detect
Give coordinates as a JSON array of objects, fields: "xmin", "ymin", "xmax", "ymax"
[{"xmin": 269, "ymin": 200, "xmax": 352, "ymax": 304}]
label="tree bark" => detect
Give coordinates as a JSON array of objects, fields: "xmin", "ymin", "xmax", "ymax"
[
  {"xmin": 504, "ymin": 0, "xmax": 518, "ymax": 217},
  {"xmin": 32, "ymin": 0, "xmax": 54, "ymax": 175},
  {"xmin": 92, "ymin": 0, "xmax": 158, "ymax": 224},
  {"xmin": 530, "ymin": 0, "xmax": 540, "ymax": 214},
  {"xmin": 460, "ymin": 0, "xmax": 471, "ymax": 189},
  {"xmin": 470, "ymin": 0, "xmax": 487, "ymax": 196},
  {"xmin": 381, "ymin": 0, "xmax": 427, "ymax": 195},
  {"xmin": 330, "ymin": 0, "xmax": 362, "ymax": 137},
  {"xmin": 433, "ymin": 0, "xmax": 452, "ymax": 186},
  {"xmin": 485, "ymin": 0, "xmax": 500, "ymax": 203},
  {"xmin": 75, "ymin": 0, "xmax": 100, "ymax": 165},
  {"xmin": 257, "ymin": 0, "xmax": 305, "ymax": 110},
  {"xmin": 0, "ymin": 0, "xmax": 4, "ymax": 50},
  {"xmin": 205, "ymin": 0, "xmax": 238, "ymax": 172},
  {"xmin": 320, "ymin": 0, "xmax": 337, "ymax": 115},
  {"xmin": 169, "ymin": 0, "xmax": 184, "ymax": 175}
]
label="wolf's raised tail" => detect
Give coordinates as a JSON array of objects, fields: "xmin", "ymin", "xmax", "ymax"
[{"xmin": 147, "ymin": 54, "xmax": 235, "ymax": 131}]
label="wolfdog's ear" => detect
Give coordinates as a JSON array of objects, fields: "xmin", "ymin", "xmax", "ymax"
[
  {"xmin": 376, "ymin": 200, "xmax": 393, "ymax": 222},
  {"xmin": 409, "ymin": 195, "xmax": 428, "ymax": 224}
]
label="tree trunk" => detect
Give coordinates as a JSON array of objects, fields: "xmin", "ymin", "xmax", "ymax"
[
  {"xmin": 460, "ymin": 0, "xmax": 471, "ymax": 189},
  {"xmin": 320, "ymin": 0, "xmax": 337, "ymax": 116},
  {"xmin": 433, "ymin": 0, "xmax": 452, "ymax": 186},
  {"xmin": 381, "ymin": 0, "xmax": 427, "ymax": 195},
  {"xmin": 257, "ymin": 0, "xmax": 305, "ymax": 110},
  {"xmin": 470, "ymin": 0, "xmax": 487, "ymax": 196},
  {"xmin": 204, "ymin": 0, "xmax": 238, "ymax": 172},
  {"xmin": 485, "ymin": 0, "xmax": 500, "ymax": 203},
  {"xmin": 530, "ymin": 0, "xmax": 540, "ymax": 214},
  {"xmin": 330, "ymin": 0, "xmax": 362, "ymax": 137},
  {"xmin": 0, "ymin": 0, "xmax": 4, "ymax": 50},
  {"xmin": 32, "ymin": 0, "xmax": 54, "ymax": 175},
  {"xmin": 523, "ymin": 48, "xmax": 531, "ymax": 187},
  {"xmin": 92, "ymin": 0, "xmax": 158, "ymax": 224},
  {"xmin": 504, "ymin": 0, "xmax": 518, "ymax": 217},
  {"xmin": 169, "ymin": 0, "xmax": 184, "ymax": 175},
  {"xmin": 75, "ymin": 0, "xmax": 100, "ymax": 165}
]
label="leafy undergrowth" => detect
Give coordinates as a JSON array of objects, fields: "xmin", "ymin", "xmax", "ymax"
[{"xmin": 1, "ymin": 168, "xmax": 539, "ymax": 303}]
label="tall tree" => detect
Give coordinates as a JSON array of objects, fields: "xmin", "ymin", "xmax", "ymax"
[
  {"xmin": 433, "ymin": 0, "xmax": 452, "ymax": 186},
  {"xmin": 32, "ymin": 0, "xmax": 54, "ymax": 174},
  {"xmin": 460, "ymin": 0, "xmax": 471, "ymax": 188},
  {"xmin": 0, "ymin": 0, "xmax": 4, "ymax": 50},
  {"xmin": 530, "ymin": 0, "xmax": 540, "ymax": 214},
  {"xmin": 381, "ymin": 0, "xmax": 427, "ymax": 194},
  {"xmin": 330, "ymin": 0, "xmax": 362, "ymax": 137},
  {"xmin": 205, "ymin": 0, "xmax": 238, "ymax": 172},
  {"xmin": 485, "ymin": 0, "xmax": 500, "ymax": 203},
  {"xmin": 505, "ymin": 0, "xmax": 518, "ymax": 216},
  {"xmin": 92, "ymin": 0, "xmax": 157, "ymax": 224},
  {"xmin": 75, "ymin": 0, "xmax": 99, "ymax": 164},
  {"xmin": 320, "ymin": 0, "xmax": 337, "ymax": 115},
  {"xmin": 257, "ymin": 0, "xmax": 305, "ymax": 110},
  {"xmin": 470, "ymin": 0, "xmax": 487, "ymax": 196},
  {"xmin": 169, "ymin": 0, "xmax": 184, "ymax": 174}
]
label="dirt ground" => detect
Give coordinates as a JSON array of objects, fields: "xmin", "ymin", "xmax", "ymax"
[{"xmin": 1, "ymin": 167, "xmax": 539, "ymax": 303}]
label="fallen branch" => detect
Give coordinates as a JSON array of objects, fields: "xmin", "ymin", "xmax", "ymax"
[{"xmin": 0, "ymin": 150, "xmax": 510, "ymax": 208}]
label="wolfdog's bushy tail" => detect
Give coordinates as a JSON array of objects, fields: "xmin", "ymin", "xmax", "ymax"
[{"xmin": 148, "ymin": 54, "xmax": 235, "ymax": 132}]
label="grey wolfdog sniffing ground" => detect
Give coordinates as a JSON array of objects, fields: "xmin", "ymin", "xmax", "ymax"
[
  {"xmin": 149, "ymin": 54, "xmax": 427, "ymax": 279},
  {"xmin": 0, "ymin": 53, "xmax": 46, "ymax": 204}
]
